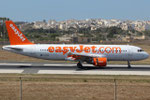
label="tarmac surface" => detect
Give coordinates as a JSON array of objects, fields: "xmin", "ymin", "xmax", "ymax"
[{"xmin": 0, "ymin": 63, "xmax": 150, "ymax": 75}]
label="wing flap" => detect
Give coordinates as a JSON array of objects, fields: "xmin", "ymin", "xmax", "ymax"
[{"xmin": 68, "ymin": 52, "xmax": 106, "ymax": 58}]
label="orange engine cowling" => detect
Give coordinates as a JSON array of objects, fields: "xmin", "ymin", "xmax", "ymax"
[{"xmin": 93, "ymin": 57, "xmax": 107, "ymax": 67}]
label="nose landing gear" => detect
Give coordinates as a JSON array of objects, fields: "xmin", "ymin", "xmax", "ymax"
[{"xmin": 128, "ymin": 61, "xmax": 131, "ymax": 68}]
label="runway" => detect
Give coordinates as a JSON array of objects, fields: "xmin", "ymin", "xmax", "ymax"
[{"xmin": 0, "ymin": 63, "xmax": 150, "ymax": 75}]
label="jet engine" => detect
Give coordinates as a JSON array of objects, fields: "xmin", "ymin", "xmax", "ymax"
[{"xmin": 93, "ymin": 57, "xmax": 107, "ymax": 67}]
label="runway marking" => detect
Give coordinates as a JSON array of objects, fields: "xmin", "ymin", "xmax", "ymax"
[
  {"xmin": 22, "ymin": 69, "xmax": 39, "ymax": 74},
  {"xmin": 44, "ymin": 64, "xmax": 94, "ymax": 67},
  {"xmin": 0, "ymin": 63, "xmax": 32, "ymax": 66},
  {"xmin": 43, "ymin": 64, "xmax": 76, "ymax": 66},
  {"xmin": 0, "ymin": 69, "xmax": 24, "ymax": 73},
  {"xmin": 0, "ymin": 63, "xmax": 150, "ymax": 75},
  {"xmin": 38, "ymin": 70, "xmax": 150, "ymax": 75}
]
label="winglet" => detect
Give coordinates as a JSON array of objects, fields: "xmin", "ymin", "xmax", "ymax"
[{"xmin": 5, "ymin": 20, "xmax": 34, "ymax": 45}]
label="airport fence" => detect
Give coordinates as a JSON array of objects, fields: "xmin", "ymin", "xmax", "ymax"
[{"xmin": 0, "ymin": 76, "xmax": 150, "ymax": 100}]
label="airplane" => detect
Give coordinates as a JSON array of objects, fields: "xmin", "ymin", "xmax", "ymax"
[{"xmin": 2, "ymin": 20, "xmax": 149, "ymax": 69}]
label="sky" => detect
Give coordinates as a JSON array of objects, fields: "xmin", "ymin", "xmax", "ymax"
[{"xmin": 0, "ymin": 0, "xmax": 150, "ymax": 22}]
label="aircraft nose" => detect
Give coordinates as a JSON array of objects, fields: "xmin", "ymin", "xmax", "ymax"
[{"xmin": 144, "ymin": 52, "xmax": 149, "ymax": 59}]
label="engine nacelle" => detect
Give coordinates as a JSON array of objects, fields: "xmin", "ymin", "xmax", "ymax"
[{"xmin": 93, "ymin": 57, "xmax": 107, "ymax": 67}]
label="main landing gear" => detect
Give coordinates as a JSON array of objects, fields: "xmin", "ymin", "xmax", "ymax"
[
  {"xmin": 77, "ymin": 61, "xmax": 83, "ymax": 69},
  {"xmin": 127, "ymin": 61, "xmax": 131, "ymax": 68}
]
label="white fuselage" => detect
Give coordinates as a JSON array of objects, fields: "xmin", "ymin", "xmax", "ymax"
[
  {"xmin": 2, "ymin": 44, "xmax": 149, "ymax": 61},
  {"xmin": 4, "ymin": 20, "xmax": 149, "ymax": 67}
]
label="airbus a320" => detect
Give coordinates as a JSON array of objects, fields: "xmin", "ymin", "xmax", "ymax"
[{"xmin": 2, "ymin": 20, "xmax": 149, "ymax": 69}]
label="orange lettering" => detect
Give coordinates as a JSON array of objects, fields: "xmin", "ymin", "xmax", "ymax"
[
  {"xmin": 105, "ymin": 47, "xmax": 111, "ymax": 54},
  {"xmin": 69, "ymin": 46, "xmax": 77, "ymax": 52},
  {"xmin": 63, "ymin": 47, "xmax": 68, "ymax": 55},
  {"xmin": 112, "ymin": 47, "xmax": 121, "ymax": 53},
  {"xmin": 91, "ymin": 46, "xmax": 97, "ymax": 53},
  {"xmin": 99, "ymin": 47, "xmax": 104, "ymax": 54},
  {"xmin": 84, "ymin": 46, "xmax": 90, "ymax": 53},
  {"xmin": 48, "ymin": 46, "xmax": 54, "ymax": 53},
  {"xmin": 55, "ymin": 46, "xmax": 61, "ymax": 53},
  {"xmin": 76, "ymin": 45, "xmax": 83, "ymax": 53}
]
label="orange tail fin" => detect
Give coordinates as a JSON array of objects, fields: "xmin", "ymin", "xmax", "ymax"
[{"xmin": 5, "ymin": 20, "xmax": 34, "ymax": 45}]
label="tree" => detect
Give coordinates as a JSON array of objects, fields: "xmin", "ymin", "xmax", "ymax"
[
  {"xmin": 143, "ymin": 30, "xmax": 150, "ymax": 36},
  {"xmin": 107, "ymin": 27, "xmax": 122, "ymax": 38}
]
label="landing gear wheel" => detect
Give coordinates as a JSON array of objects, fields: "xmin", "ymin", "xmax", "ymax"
[
  {"xmin": 77, "ymin": 62, "xmax": 83, "ymax": 69},
  {"xmin": 128, "ymin": 61, "xmax": 131, "ymax": 68}
]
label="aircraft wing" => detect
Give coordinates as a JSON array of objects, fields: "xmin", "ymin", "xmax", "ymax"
[
  {"xmin": 69, "ymin": 52, "xmax": 106, "ymax": 58},
  {"xmin": 66, "ymin": 52, "xmax": 106, "ymax": 61}
]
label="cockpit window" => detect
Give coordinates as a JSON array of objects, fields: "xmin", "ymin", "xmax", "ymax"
[{"xmin": 137, "ymin": 49, "xmax": 144, "ymax": 52}]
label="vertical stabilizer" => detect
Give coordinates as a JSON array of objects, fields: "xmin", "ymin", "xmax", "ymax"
[{"xmin": 5, "ymin": 20, "xmax": 33, "ymax": 45}]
